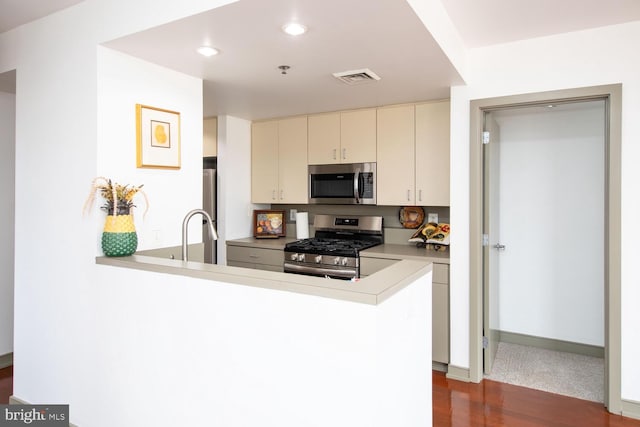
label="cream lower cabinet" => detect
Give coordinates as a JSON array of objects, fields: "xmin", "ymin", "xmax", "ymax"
[
  {"xmin": 227, "ymin": 245, "xmax": 284, "ymax": 272},
  {"xmin": 376, "ymin": 101, "xmax": 450, "ymax": 206},
  {"xmin": 308, "ymin": 108, "xmax": 376, "ymax": 165},
  {"xmin": 360, "ymin": 257, "xmax": 450, "ymax": 364},
  {"xmin": 251, "ymin": 116, "xmax": 308, "ymax": 204}
]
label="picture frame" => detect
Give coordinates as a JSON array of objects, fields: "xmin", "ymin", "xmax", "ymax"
[
  {"xmin": 253, "ymin": 210, "xmax": 286, "ymax": 238},
  {"xmin": 136, "ymin": 104, "xmax": 181, "ymax": 169}
]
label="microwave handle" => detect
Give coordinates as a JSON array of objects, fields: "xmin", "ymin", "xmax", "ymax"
[{"xmin": 354, "ymin": 168, "xmax": 361, "ymax": 204}]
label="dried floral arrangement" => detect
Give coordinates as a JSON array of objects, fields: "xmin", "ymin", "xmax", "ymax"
[{"xmin": 83, "ymin": 177, "xmax": 149, "ymax": 217}]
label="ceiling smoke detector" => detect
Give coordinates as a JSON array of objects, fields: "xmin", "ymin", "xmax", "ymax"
[{"xmin": 332, "ymin": 68, "xmax": 381, "ymax": 85}]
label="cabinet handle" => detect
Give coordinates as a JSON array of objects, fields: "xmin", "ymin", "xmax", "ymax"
[
  {"xmin": 280, "ymin": 190, "xmax": 284, "ymax": 200},
  {"xmin": 332, "ymin": 149, "xmax": 337, "ymax": 160},
  {"xmin": 407, "ymin": 190, "xmax": 411, "ymax": 201},
  {"xmin": 419, "ymin": 189, "xmax": 423, "ymax": 202},
  {"xmin": 272, "ymin": 190, "xmax": 276, "ymax": 200},
  {"xmin": 342, "ymin": 148, "xmax": 346, "ymax": 160}
]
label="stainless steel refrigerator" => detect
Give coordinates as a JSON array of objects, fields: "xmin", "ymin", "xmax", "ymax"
[{"xmin": 203, "ymin": 168, "xmax": 217, "ymax": 264}]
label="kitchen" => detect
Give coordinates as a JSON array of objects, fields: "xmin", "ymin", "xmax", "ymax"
[{"xmin": 2, "ymin": 0, "xmax": 640, "ymax": 426}]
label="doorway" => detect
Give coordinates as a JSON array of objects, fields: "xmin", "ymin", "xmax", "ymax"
[
  {"xmin": 468, "ymin": 84, "xmax": 622, "ymax": 413},
  {"xmin": 0, "ymin": 69, "xmax": 16, "ymax": 370},
  {"xmin": 482, "ymin": 100, "xmax": 606, "ymax": 401}
]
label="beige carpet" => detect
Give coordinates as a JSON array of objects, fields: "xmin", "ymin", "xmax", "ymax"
[{"xmin": 485, "ymin": 342, "xmax": 604, "ymax": 403}]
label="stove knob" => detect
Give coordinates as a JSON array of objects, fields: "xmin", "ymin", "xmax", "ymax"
[
  {"xmin": 290, "ymin": 253, "xmax": 299, "ymax": 261},
  {"xmin": 315, "ymin": 255, "xmax": 322, "ymax": 264},
  {"xmin": 341, "ymin": 258, "xmax": 349, "ymax": 266},
  {"xmin": 299, "ymin": 253, "xmax": 306, "ymax": 262},
  {"xmin": 333, "ymin": 257, "xmax": 340, "ymax": 265}
]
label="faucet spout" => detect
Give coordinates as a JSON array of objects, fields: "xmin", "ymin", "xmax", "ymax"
[{"xmin": 182, "ymin": 209, "xmax": 218, "ymax": 262}]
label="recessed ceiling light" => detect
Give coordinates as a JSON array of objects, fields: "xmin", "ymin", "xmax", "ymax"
[
  {"xmin": 197, "ymin": 46, "xmax": 219, "ymax": 57},
  {"xmin": 282, "ymin": 22, "xmax": 307, "ymax": 36}
]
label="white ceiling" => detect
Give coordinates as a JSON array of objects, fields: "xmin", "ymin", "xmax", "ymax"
[
  {"xmin": 3, "ymin": 0, "xmax": 640, "ymax": 119},
  {"xmin": 0, "ymin": 0, "xmax": 84, "ymax": 34}
]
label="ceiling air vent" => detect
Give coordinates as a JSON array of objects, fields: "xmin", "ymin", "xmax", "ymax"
[{"xmin": 333, "ymin": 68, "xmax": 381, "ymax": 85}]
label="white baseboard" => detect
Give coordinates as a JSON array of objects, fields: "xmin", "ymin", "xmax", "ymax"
[
  {"xmin": 0, "ymin": 352, "xmax": 13, "ymax": 369},
  {"xmin": 9, "ymin": 395, "xmax": 78, "ymax": 427},
  {"xmin": 622, "ymin": 399, "xmax": 640, "ymax": 420},
  {"xmin": 446, "ymin": 365, "xmax": 471, "ymax": 382}
]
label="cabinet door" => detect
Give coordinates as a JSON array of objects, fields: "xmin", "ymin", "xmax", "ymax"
[
  {"xmin": 376, "ymin": 105, "xmax": 416, "ymax": 205},
  {"xmin": 341, "ymin": 108, "xmax": 376, "ymax": 163},
  {"xmin": 203, "ymin": 117, "xmax": 217, "ymax": 157},
  {"xmin": 416, "ymin": 101, "xmax": 450, "ymax": 206},
  {"xmin": 278, "ymin": 116, "xmax": 308, "ymax": 203},
  {"xmin": 251, "ymin": 121, "xmax": 279, "ymax": 203},
  {"xmin": 308, "ymin": 113, "xmax": 340, "ymax": 165},
  {"xmin": 432, "ymin": 282, "xmax": 450, "ymax": 363}
]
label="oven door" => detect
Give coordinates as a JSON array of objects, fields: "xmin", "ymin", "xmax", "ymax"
[{"xmin": 283, "ymin": 261, "xmax": 358, "ymax": 280}]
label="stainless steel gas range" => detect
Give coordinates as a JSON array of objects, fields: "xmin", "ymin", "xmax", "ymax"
[{"xmin": 284, "ymin": 214, "xmax": 383, "ymax": 280}]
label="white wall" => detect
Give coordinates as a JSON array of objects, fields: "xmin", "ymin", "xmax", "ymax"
[
  {"xmin": 1, "ymin": 0, "xmax": 235, "ymax": 424},
  {"xmin": 97, "ymin": 46, "xmax": 203, "ymax": 251},
  {"xmin": 0, "ymin": 91, "xmax": 15, "ymax": 357},
  {"xmin": 491, "ymin": 103, "xmax": 605, "ymax": 346},
  {"xmin": 449, "ymin": 21, "xmax": 640, "ymax": 401},
  {"xmin": 216, "ymin": 115, "xmax": 267, "ymax": 264}
]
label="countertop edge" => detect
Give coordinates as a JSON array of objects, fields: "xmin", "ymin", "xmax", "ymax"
[{"xmin": 96, "ymin": 255, "xmax": 432, "ymax": 305}]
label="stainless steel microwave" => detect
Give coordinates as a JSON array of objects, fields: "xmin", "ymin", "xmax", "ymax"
[{"xmin": 308, "ymin": 162, "xmax": 376, "ymax": 205}]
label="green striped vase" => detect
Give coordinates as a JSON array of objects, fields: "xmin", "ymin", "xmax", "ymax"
[{"xmin": 101, "ymin": 214, "xmax": 138, "ymax": 257}]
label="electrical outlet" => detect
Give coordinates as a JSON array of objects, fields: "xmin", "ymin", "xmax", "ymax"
[
  {"xmin": 290, "ymin": 209, "xmax": 297, "ymax": 221},
  {"xmin": 427, "ymin": 213, "xmax": 438, "ymax": 224}
]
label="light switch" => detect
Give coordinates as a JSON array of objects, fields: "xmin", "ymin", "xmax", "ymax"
[{"xmin": 290, "ymin": 209, "xmax": 297, "ymax": 221}]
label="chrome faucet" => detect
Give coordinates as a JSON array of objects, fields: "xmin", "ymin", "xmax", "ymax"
[{"xmin": 182, "ymin": 209, "xmax": 218, "ymax": 262}]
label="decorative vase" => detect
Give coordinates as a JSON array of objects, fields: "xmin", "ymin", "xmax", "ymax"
[{"xmin": 101, "ymin": 214, "xmax": 138, "ymax": 257}]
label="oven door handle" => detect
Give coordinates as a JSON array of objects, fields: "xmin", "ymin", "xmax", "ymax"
[
  {"xmin": 354, "ymin": 168, "xmax": 361, "ymax": 204},
  {"xmin": 284, "ymin": 262, "xmax": 358, "ymax": 279}
]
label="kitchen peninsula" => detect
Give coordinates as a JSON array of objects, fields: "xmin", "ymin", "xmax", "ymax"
[{"xmin": 96, "ymin": 254, "xmax": 433, "ymax": 427}]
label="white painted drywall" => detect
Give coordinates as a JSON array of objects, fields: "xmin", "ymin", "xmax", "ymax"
[
  {"xmin": 449, "ymin": 21, "xmax": 640, "ymax": 401},
  {"xmin": 97, "ymin": 46, "xmax": 203, "ymax": 251},
  {"xmin": 490, "ymin": 102, "xmax": 605, "ymax": 346},
  {"xmin": 88, "ymin": 265, "xmax": 431, "ymax": 427},
  {"xmin": 216, "ymin": 115, "xmax": 268, "ymax": 265},
  {"xmin": 4, "ymin": 1, "xmax": 235, "ymax": 424},
  {"xmin": 0, "ymin": 91, "xmax": 15, "ymax": 357}
]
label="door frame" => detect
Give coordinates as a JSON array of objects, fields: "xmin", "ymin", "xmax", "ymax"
[{"xmin": 468, "ymin": 84, "xmax": 622, "ymax": 413}]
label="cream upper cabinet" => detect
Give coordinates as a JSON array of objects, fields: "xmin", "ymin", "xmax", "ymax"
[
  {"xmin": 277, "ymin": 116, "xmax": 308, "ymax": 203},
  {"xmin": 340, "ymin": 108, "xmax": 376, "ymax": 163},
  {"xmin": 415, "ymin": 101, "xmax": 450, "ymax": 206},
  {"xmin": 308, "ymin": 109, "xmax": 376, "ymax": 165},
  {"xmin": 251, "ymin": 116, "xmax": 308, "ymax": 204},
  {"xmin": 203, "ymin": 117, "xmax": 217, "ymax": 157},
  {"xmin": 377, "ymin": 101, "xmax": 450, "ymax": 206},
  {"xmin": 308, "ymin": 113, "xmax": 340, "ymax": 164},
  {"xmin": 251, "ymin": 120, "xmax": 279, "ymax": 203},
  {"xmin": 376, "ymin": 104, "xmax": 416, "ymax": 205}
]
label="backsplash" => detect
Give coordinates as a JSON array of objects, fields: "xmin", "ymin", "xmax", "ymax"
[{"xmin": 273, "ymin": 204, "xmax": 450, "ymax": 245}]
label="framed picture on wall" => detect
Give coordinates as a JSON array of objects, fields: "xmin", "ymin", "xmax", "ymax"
[
  {"xmin": 253, "ymin": 210, "xmax": 286, "ymax": 238},
  {"xmin": 136, "ymin": 104, "xmax": 181, "ymax": 169}
]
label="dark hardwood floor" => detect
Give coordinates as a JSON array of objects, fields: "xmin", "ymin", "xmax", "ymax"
[
  {"xmin": 2, "ymin": 367, "xmax": 639, "ymax": 425},
  {"xmin": 0, "ymin": 365, "xmax": 12, "ymax": 404},
  {"xmin": 433, "ymin": 371, "xmax": 640, "ymax": 426}
]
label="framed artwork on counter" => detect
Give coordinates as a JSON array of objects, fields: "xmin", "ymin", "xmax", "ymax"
[{"xmin": 253, "ymin": 210, "xmax": 286, "ymax": 238}]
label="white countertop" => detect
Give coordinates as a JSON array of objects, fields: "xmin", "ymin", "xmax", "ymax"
[
  {"xmin": 96, "ymin": 253, "xmax": 432, "ymax": 305},
  {"xmin": 362, "ymin": 243, "xmax": 450, "ymax": 264}
]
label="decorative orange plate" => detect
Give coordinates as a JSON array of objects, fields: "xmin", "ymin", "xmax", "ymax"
[{"xmin": 399, "ymin": 206, "xmax": 425, "ymax": 229}]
